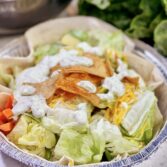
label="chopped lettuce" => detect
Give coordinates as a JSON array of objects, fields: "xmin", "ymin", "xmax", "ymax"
[
  {"xmin": 0, "ymin": 65, "xmax": 15, "ymax": 89},
  {"xmin": 105, "ymin": 137, "xmax": 142, "ymax": 160},
  {"xmin": 122, "ymin": 90, "xmax": 157, "ymax": 143},
  {"xmin": 62, "ymin": 29, "xmax": 126, "ymax": 51},
  {"xmin": 54, "ymin": 129, "xmax": 105, "ymax": 164},
  {"xmin": 90, "ymin": 117, "xmax": 122, "ymax": 142},
  {"xmin": 61, "ymin": 33, "xmax": 80, "ymax": 46},
  {"xmin": 65, "ymin": 29, "xmax": 98, "ymax": 46},
  {"xmin": 42, "ymin": 100, "xmax": 93, "ymax": 134},
  {"xmin": 90, "ymin": 117, "xmax": 142, "ymax": 160},
  {"xmin": 70, "ymin": 29, "xmax": 89, "ymax": 42},
  {"xmin": 0, "ymin": 72, "xmax": 14, "ymax": 89},
  {"xmin": 34, "ymin": 43, "xmax": 62, "ymax": 63},
  {"xmin": 88, "ymin": 30, "xmax": 126, "ymax": 51},
  {"xmin": 85, "ymin": 0, "xmax": 110, "ymax": 9},
  {"xmin": 7, "ymin": 115, "xmax": 56, "ymax": 159}
]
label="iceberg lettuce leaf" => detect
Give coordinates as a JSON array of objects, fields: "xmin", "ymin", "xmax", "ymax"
[
  {"xmin": 105, "ymin": 137, "xmax": 142, "ymax": 160},
  {"xmin": 34, "ymin": 43, "xmax": 62, "ymax": 63},
  {"xmin": 42, "ymin": 101, "xmax": 93, "ymax": 134},
  {"xmin": 90, "ymin": 117, "xmax": 142, "ymax": 160},
  {"xmin": 7, "ymin": 115, "xmax": 56, "ymax": 159},
  {"xmin": 121, "ymin": 90, "xmax": 157, "ymax": 143},
  {"xmin": 89, "ymin": 30, "xmax": 126, "ymax": 51},
  {"xmin": 54, "ymin": 129, "xmax": 105, "ymax": 164}
]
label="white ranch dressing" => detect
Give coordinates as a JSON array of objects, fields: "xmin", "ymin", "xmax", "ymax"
[
  {"xmin": 19, "ymin": 85, "xmax": 36, "ymax": 96},
  {"xmin": 13, "ymin": 49, "xmax": 94, "ymax": 118},
  {"xmin": 57, "ymin": 49, "xmax": 93, "ymax": 67},
  {"xmin": 121, "ymin": 102, "xmax": 128, "ymax": 109},
  {"xmin": 16, "ymin": 49, "xmax": 93, "ymax": 87},
  {"xmin": 51, "ymin": 70, "xmax": 61, "ymax": 78},
  {"xmin": 97, "ymin": 92, "xmax": 114, "ymax": 101},
  {"xmin": 117, "ymin": 59, "xmax": 145, "ymax": 87},
  {"xmin": 12, "ymin": 94, "xmax": 53, "ymax": 118},
  {"xmin": 97, "ymin": 59, "xmax": 145, "ymax": 102},
  {"xmin": 77, "ymin": 42, "xmax": 104, "ymax": 56},
  {"xmin": 47, "ymin": 101, "xmax": 89, "ymax": 125},
  {"xmin": 77, "ymin": 80, "xmax": 97, "ymax": 93},
  {"xmin": 97, "ymin": 74, "xmax": 125, "ymax": 102}
]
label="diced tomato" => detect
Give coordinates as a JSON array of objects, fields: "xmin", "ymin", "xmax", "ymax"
[
  {"xmin": 0, "ymin": 121, "xmax": 14, "ymax": 133},
  {"xmin": 2, "ymin": 108, "xmax": 13, "ymax": 120},
  {"xmin": 5, "ymin": 95, "xmax": 14, "ymax": 109},
  {"xmin": 0, "ymin": 112, "xmax": 7, "ymax": 122},
  {"xmin": 0, "ymin": 120, "xmax": 4, "ymax": 125}
]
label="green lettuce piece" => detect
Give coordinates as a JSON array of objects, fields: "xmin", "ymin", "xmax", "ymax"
[
  {"xmin": 162, "ymin": 0, "xmax": 167, "ymax": 14},
  {"xmin": 89, "ymin": 30, "xmax": 126, "ymax": 51},
  {"xmin": 0, "ymin": 72, "xmax": 14, "ymax": 88},
  {"xmin": 69, "ymin": 29, "xmax": 98, "ymax": 46},
  {"xmin": 126, "ymin": 14, "xmax": 153, "ymax": 38},
  {"xmin": 18, "ymin": 124, "xmax": 55, "ymax": 149},
  {"xmin": 90, "ymin": 117, "xmax": 122, "ymax": 142},
  {"xmin": 86, "ymin": 0, "xmax": 110, "ymax": 9},
  {"xmin": 90, "ymin": 117, "xmax": 142, "ymax": 160},
  {"xmin": 42, "ymin": 102, "xmax": 93, "ymax": 134},
  {"xmin": 126, "ymin": 0, "xmax": 162, "ymax": 39},
  {"xmin": 105, "ymin": 137, "xmax": 142, "ymax": 160},
  {"xmin": 139, "ymin": 0, "xmax": 162, "ymax": 15},
  {"xmin": 54, "ymin": 129, "xmax": 105, "ymax": 164},
  {"xmin": 7, "ymin": 115, "xmax": 56, "ymax": 159},
  {"xmin": 0, "ymin": 65, "xmax": 25, "ymax": 89},
  {"xmin": 34, "ymin": 43, "xmax": 62, "ymax": 63},
  {"xmin": 153, "ymin": 103, "xmax": 163, "ymax": 135},
  {"xmin": 149, "ymin": 12, "xmax": 166, "ymax": 32},
  {"xmin": 121, "ymin": 90, "xmax": 157, "ymax": 143},
  {"xmin": 154, "ymin": 20, "xmax": 167, "ymax": 56},
  {"xmin": 0, "ymin": 70, "xmax": 15, "ymax": 89},
  {"xmin": 70, "ymin": 29, "xmax": 89, "ymax": 42},
  {"xmin": 79, "ymin": 0, "xmax": 141, "ymax": 30}
]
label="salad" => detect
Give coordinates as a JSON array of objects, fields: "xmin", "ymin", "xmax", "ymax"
[{"xmin": 0, "ymin": 29, "xmax": 163, "ymax": 165}]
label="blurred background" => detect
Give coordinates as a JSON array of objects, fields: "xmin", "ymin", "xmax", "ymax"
[{"xmin": 0, "ymin": 0, "xmax": 76, "ymax": 47}]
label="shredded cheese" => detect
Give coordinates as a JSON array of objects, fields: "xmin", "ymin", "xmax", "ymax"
[{"xmin": 105, "ymin": 82, "xmax": 138, "ymax": 125}]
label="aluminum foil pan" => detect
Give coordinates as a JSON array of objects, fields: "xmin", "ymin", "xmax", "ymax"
[{"xmin": 0, "ymin": 16, "xmax": 167, "ymax": 167}]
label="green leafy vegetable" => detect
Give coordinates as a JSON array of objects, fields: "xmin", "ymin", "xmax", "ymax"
[
  {"xmin": 162, "ymin": 0, "xmax": 167, "ymax": 14},
  {"xmin": 42, "ymin": 101, "xmax": 93, "ymax": 134},
  {"xmin": 90, "ymin": 117, "xmax": 142, "ymax": 160},
  {"xmin": 7, "ymin": 115, "xmax": 56, "ymax": 159},
  {"xmin": 121, "ymin": 90, "xmax": 156, "ymax": 143},
  {"xmin": 105, "ymin": 138, "xmax": 142, "ymax": 160},
  {"xmin": 70, "ymin": 29, "xmax": 89, "ymax": 41},
  {"xmin": 86, "ymin": 0, "xmax": 110, "ymax": 9},
  {"xmin": 88, "ymin": 30, "xmax": 126, "ymax": 51},
  {"xmin": 154, "ymin": 20, "xmax": 167, "ymax": 56},
  {"xmin": 79, "ymin": 0, "xmax": 167, "ymax": 56},
  {"xmin": 54, "ymin": 129, "xmax": 105, "ymax": 164},
  {"xmin": 34, "ymin": 43, "xmax": 62, "ymax": 63}
]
